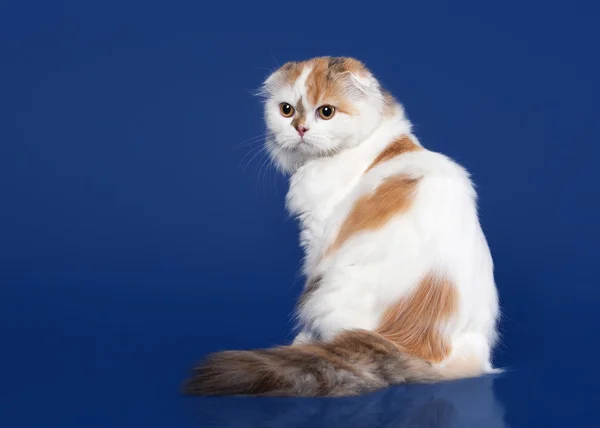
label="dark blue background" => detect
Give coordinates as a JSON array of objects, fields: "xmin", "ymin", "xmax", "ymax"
[{"xmin": 1, "ymin": 1, "xmax": 599, "ymax": 426}]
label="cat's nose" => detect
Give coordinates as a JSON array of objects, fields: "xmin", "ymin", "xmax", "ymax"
[{"xmin": 296, "ymin": 126, "xmax": 309, "ymax": 137}]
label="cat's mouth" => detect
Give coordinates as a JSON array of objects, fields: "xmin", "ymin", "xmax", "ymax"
[
  {"xmin": 280, "ymin": 138, "xmax": 310, "ymax": 152},
  {"xmin": 288, "ymin": 140, "xmax": 341, "ymax": 160},
  {"xmin": 271, "ymin": 135, "xmax": 338, "ymax": 159}
]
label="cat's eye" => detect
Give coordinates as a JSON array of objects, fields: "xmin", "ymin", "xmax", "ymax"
[
  {"xmin": 279, "ymin": 103, "xmax": 295, "ymax": 118},
  {"xmin": 317, "ymin": 105, "xmax": 335, "ymax": 120}
]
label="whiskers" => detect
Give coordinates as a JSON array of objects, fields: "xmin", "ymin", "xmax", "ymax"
[
  {"xmin": 232, "ymin": 132, "xmax": 344, "ymax": 200},
  {"xmin": 256, "ymin": 143, "xmax": 284, "ymax": 198},
  {"xmin": 231, "ymin": 133, "xmax": 269, "ymax": 151},
  {"xmin": 233, "ymin": 133, "xmax": 283, "ymax": 199}
]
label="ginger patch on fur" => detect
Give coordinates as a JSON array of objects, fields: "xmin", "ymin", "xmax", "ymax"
[
  {"xmin": 327, "ymin": 174, "xmax": 420, "ymax": 253},
  {"xmin": 367, "ymin": 136, "xmax": 422, "ymax": 172},
  {"xmin": 376, "ymin": 272, "xmax": 457, "ymax": 363}
]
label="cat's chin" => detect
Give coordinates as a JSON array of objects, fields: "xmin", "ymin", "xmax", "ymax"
[
  {"xmin": 295, "ymin": 139, "xmax": 341, "ymax": 158},
  {"xmin": 276, "ymin": 141, "xmax": 317, "ymax": 157},
  {"xmin": 296, "ymin": 141, "xmax": 319, "ymax": 155}
]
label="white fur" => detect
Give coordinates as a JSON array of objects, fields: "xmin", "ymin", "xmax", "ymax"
[{"xmin": 262, "ymin": 62, "xmax": 500, "ymax": 374}]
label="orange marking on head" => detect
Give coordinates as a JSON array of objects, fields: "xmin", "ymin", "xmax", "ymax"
[
  {"xmin": 366, "ymin": 136, "xmax": 422, "ymax": 172},
  {"xmin": 303, "ymin": 56, "xmax": 367, "ymax": 114},
  {"xmin": 280, "ymin": 61, "xmax": 304, "ymax": 85},
  {"xmin": 376, "ymin": 272, "xmax": 457, "ymax": 363},
  {"xmin": 305, "ymin": 58, "xmax": 330, "ymax": 106},
  {"xmin": 327, "ymin": 174, "xmax": 420, "ymax": 254}
]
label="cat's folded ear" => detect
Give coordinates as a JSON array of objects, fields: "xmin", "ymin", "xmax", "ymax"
[
  {"xmin": 344, "ymin": 69, "xmax": 376, "ymax": 95},
  {"xmin": 334, "ymin": 57, "xmax": 375, "ymax": 93},
  {"xmin": 328, "ymin": 57, "xmax": 379, "ymax": 99},
  {"xmin": 257, "ymin": 61, "xmax": 302, "ymax": 98},
  {"xmin": 348, "ymin": 71, "xmax": 373, "ymax": 90},
  {"xmin": 338, "ymin": 69, "xmax": 380, "ymax": 101},
  {"xmin": 256, "ymin": 71, "xmax": 281, "ymax": 98}
]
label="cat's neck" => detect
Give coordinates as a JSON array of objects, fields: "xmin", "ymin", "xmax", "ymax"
[
  {"xmin": 285, "ymin": 108, "xmax": 415, "ymax": 220},
  {"xmin": 301, "ymin": 108, "xmax": 415, "ymax": 176},
  {"xmin": 353, "ymin": 107, "xmax": 415, "ymax": 166}
]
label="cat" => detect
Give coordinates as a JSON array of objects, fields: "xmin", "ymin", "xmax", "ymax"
[{"xmin": 183, "ymin": 56, "xmax": 501, "ymax": 397}]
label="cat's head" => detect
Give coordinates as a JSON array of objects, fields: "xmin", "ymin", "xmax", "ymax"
[{"xmin": 259, "ymin": 57, "xmax": 391, "ymax": 173}]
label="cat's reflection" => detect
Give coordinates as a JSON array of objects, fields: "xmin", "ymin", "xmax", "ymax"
[{"xmin": 188, "ymin": 374, "xmax": 506, "ymax": 428}]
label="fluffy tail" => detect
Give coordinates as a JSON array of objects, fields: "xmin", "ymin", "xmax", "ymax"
[{"xmin": 182, "ymin": 330, "xmax": 469, "ymax": 397}]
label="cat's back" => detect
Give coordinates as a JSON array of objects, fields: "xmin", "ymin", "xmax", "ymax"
[
  {"xmin": 352, "ymin": 142, "xmax": 489, "ymax": 267},
  {"xmin": 298, "ymin": 139, "xmax": 498, "ymax": 343},
  {"xmin": 347, "ymin": 141, "xmax": 482, "ymax": 248},
  {"xmin": 297, "ymin": 136, "xmax": 489, "ymax": 272}
]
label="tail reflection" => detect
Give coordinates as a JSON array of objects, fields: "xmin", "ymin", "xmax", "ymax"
[{"xmin": 188, "ymin": 374, "xmax": 506, "ymax": 428}]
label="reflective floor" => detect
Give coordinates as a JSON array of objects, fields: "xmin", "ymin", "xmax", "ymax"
[
  {"xmin": 1, "ymin": 271, "xmax": 598, "ymax": 427},
  {"xmin": 191, "ymin": 376, "xmax": 507, "ymax": 428}
]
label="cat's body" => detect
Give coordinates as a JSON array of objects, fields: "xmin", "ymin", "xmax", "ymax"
[{"xmin": 183, "ymin": 56, "xmax": 500, "ymax": 397}]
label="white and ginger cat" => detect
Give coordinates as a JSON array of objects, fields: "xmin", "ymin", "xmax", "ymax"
[{"xmin": 183, "ymin": 56, "xmax": 501, "ymax": 397}]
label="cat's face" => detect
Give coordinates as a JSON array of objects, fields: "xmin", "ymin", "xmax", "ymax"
[{"xmin": 261, "ymin": 57, "xmax": 386, "ymax": 173}]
